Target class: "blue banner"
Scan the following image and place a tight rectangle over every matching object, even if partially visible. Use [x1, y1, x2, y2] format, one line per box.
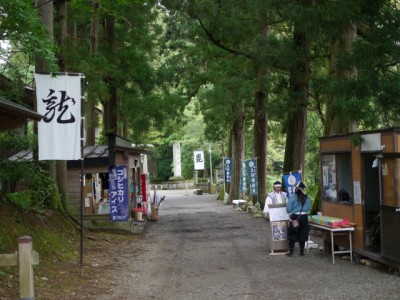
[109, 165, 129, 222]
[239, 161, 247, 193]
[282, 171, 302, 196]
[224, 157, 232, 183]
[246, 159, 258, 195]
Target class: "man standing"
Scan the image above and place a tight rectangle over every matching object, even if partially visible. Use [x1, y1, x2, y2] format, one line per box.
[263, 181, 288, 219]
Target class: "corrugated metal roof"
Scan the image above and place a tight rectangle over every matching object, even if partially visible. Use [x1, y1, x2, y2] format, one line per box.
[83, 145, 109, 158]
[8, 149, 33, 161]
[7, 145, 139, 161]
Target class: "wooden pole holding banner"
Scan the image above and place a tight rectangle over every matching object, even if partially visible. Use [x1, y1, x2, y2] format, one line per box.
[80, 123, 84, 269]
[80, 75, 85, 270]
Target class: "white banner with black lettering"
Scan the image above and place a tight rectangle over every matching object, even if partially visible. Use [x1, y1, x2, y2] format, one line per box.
[193, 150, 205, 170]
[35, 73, 82, 160]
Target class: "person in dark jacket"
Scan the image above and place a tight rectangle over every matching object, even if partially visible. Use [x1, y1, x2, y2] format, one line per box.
[286, 181, 311, 256]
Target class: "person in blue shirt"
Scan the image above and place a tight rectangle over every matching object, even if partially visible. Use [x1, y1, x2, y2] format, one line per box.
[286, 181, 311, 256]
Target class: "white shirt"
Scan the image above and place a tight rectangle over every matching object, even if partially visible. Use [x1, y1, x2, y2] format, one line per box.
[263, 191, 287, 216]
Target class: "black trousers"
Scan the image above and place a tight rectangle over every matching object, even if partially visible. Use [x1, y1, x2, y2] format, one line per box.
[287, 214, 309, 243]
[289, 240, 305, 251]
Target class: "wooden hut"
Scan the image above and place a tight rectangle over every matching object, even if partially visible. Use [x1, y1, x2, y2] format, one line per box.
[320, 128, 400, 269]
[67, 133, 150, 232]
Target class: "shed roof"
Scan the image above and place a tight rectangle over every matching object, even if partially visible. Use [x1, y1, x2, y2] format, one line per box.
[8, 145, 147, 161]
[0, 97, 43, 130]
[319, 127, 400, 141]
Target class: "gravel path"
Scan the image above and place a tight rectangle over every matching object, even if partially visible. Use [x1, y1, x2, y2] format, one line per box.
[97, 190, 400, 300]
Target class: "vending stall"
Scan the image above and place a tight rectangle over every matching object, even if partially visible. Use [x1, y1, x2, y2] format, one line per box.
[67, 133, 150, 233]
[319, 128, 400, 269]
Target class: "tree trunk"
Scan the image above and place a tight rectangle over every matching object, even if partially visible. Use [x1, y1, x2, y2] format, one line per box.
[254, 88, 267, 207]
[35, 0, 63, 211]
[253, 21, 269, 208]
[104, 15, 118, 134]
[35, 0, 54, 173]
[324, 22, 358, 136]
[283, 28, 310, 175]
[35, 0, 53, 72]
[313, 23, 357, 213]
[55, 0, 67, 70]
[54, 0, 69, 214]
[228, 102, 245, 204]
[85, 0, 100, 145]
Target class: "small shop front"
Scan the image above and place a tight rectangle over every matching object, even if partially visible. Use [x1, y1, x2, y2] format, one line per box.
[67, 133, 151, 233]
[319, 128, 400, 269]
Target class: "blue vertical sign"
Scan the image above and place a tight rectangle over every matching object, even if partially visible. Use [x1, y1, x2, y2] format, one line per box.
[246, 159, 258, 195]
[224, 157, 232, 183]
[239, 161, 247, 192]
[109, 165, 129, 222]
[282, 171, 302, 196]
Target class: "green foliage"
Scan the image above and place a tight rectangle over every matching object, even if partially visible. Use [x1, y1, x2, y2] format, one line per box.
[197, 177, 209, 183]
[0, 129, 36, 150]
[351, 134, 364, 147]
[168, 176, 185, 181]
[0, 131, 61, 211]
[1, 160, 61, 211]
[6, 191, 32, 210]
[0, 0, 57, 75]
[153, 140, 174, 181]
[3, 0, 400, 206]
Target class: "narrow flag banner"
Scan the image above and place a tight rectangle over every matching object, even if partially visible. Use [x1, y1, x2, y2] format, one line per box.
[246, 159, 258, 195]
[239, 161, 247, 192]
[282, 171, 302, 196]
[224, 157, 232, 183]
[35, 73, 82, 160]
[109, 165, 129, 222]
[194, 150, 205, 170]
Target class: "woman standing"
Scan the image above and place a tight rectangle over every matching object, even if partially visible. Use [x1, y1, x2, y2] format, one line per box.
[286, 181, 311, 256]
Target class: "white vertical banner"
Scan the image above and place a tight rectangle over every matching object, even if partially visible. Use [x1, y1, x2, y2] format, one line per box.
[35, 73, 82, 160]
[172, 142, 182, 177]
[194, 150, 205, 170]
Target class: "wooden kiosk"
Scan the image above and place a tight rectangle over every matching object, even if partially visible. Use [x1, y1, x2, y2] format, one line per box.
[67, 133, 150, 233]
[320, 127, 400, 269]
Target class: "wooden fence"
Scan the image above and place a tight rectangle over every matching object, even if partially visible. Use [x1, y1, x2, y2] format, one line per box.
[0, 236, 39, 300]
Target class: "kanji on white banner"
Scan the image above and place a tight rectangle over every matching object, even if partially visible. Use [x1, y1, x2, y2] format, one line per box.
[35, 73, 82, 160]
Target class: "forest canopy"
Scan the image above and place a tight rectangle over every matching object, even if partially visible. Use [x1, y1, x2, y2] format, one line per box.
[1, 0, 400, 208]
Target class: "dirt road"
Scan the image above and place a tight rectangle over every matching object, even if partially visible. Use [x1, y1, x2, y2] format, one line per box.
[95, 190, 400, 300]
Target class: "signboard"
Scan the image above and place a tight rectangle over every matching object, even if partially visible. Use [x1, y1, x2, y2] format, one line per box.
[271, 221, 288, 241]
[224, 157, 232, 183]
[246, 158, 258, 195]
[353, 181, 361, 204]
[173, 142, 182, 176]
[194, 150, 205, 170]
[109, 165, 129, 222]
[282, 171, 302, 196]
[239, 161, 247, 192]
[269, 207, 289, 222]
